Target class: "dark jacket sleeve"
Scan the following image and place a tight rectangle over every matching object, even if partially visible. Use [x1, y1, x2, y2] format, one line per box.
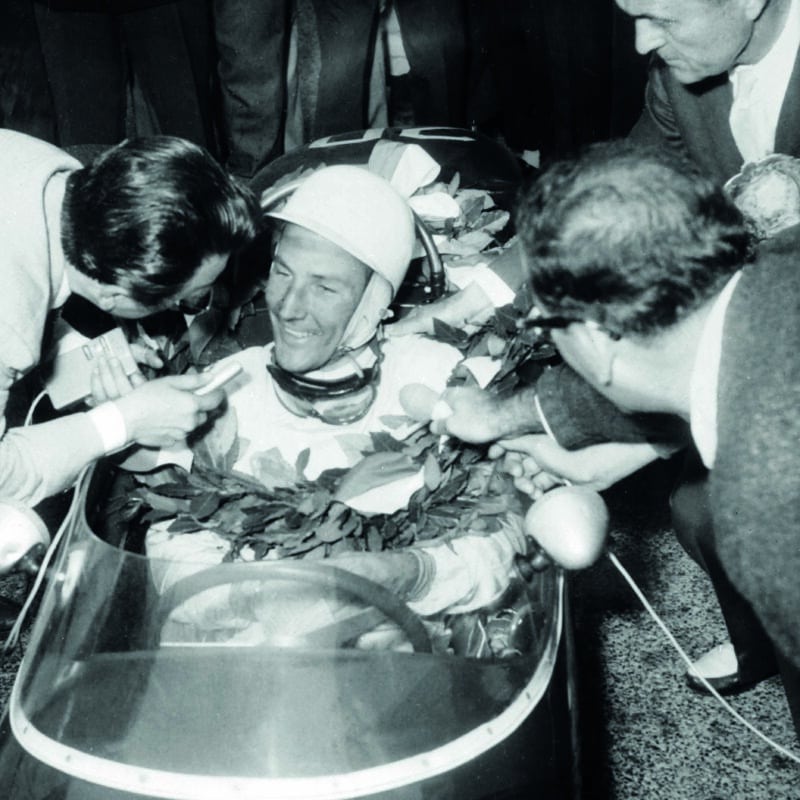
[712, 243, 800, 669]
[627, 59, 689, 158]
[535, 363, 690, 450]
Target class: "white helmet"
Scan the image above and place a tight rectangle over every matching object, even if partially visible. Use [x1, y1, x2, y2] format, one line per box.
[266, 164, 415, 294]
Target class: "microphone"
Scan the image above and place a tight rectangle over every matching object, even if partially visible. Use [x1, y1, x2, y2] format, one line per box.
[523, 486, 609, 570]
[399, 383, 453, 423]
[0, 501, 50, 577]
[399, 384, 609, 570]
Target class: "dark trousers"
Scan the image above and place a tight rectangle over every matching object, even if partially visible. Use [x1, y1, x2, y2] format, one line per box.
[294, 0, 468, 141]
[213, 0, 288, 179]
[0, 0, 56, 141]
[305, 0, 379, 140]
[393, 0, 468, 128]
[33, 1, 216, 149]
[670, 449, 800, 735]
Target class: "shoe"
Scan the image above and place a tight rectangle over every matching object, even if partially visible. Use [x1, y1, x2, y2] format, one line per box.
[685, 642, 778, 696]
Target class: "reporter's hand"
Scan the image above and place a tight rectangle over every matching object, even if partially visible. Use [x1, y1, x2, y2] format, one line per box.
[89, 355, 146, 404]
[429, 386, 507, 443]
[429, 385, 541, 444]
[130, 341, 164, 370]
[488, 436, 563, 498]
[114, 373, 226, 448]
[385, 282, 494, 337]
[488, 435, 662, 499]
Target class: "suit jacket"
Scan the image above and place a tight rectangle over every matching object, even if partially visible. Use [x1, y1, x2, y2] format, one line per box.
[535, 363, 689, 450]
[629, 52, 800, 183]
[711, 229, 800, 668]
[541, 228, 800, 669]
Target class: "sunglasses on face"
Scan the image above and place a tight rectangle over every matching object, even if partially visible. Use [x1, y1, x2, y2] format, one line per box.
[516, 313, 583, 336]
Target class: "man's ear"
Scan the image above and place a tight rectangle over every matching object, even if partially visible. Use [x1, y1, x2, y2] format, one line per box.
[94, 284, 124, 313]
[576, 322, 619, 386]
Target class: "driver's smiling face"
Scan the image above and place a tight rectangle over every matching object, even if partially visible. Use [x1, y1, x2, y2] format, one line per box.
[266, 224, 370, 374]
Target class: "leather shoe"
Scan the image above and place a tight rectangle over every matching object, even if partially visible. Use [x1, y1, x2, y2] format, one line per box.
[0, 595, 22, 634]
[686, 642, 778, 696]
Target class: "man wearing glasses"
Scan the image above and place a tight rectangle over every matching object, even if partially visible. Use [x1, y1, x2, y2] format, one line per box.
[447, 141, 800, 736]
[0, 130, 260, 513]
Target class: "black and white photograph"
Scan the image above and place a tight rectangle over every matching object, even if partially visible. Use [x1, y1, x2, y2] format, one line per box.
[0, 1, 798, 798]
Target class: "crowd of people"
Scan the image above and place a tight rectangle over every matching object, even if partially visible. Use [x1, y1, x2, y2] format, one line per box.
[1, 1, 645, 175]
[0, 0, 798, 769]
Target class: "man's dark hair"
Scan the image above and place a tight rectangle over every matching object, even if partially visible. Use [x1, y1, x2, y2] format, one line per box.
[61, 136, 261, 305]
[515, 140, 753, 337]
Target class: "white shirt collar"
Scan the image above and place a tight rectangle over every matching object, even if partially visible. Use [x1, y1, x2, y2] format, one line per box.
[728, 0, 800, 163]
[730, 0, 800, 94]
[44, 170, 72, 309]
[689, 272, 743, 468]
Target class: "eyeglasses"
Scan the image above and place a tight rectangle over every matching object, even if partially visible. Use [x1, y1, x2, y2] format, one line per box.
[173, 288, 215, 316]
[516, 314, 583, 333]
[516, 312, 622, 341]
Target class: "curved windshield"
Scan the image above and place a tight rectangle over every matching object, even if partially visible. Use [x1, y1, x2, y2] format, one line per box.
[8, 462, 564, 800]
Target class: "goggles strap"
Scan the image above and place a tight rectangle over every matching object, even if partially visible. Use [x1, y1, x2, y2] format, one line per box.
[267, 341, 384, 425]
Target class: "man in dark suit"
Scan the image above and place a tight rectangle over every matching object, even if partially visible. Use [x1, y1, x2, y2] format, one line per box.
[621, 0, 800, 181]
[390, 0, 799, 338]
[607, 0, 800, 692]
[510, 140, 800, 734]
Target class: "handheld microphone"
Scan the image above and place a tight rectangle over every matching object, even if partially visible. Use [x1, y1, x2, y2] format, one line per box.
[399, 383, 453, 422]
[523, 486, 609, 570]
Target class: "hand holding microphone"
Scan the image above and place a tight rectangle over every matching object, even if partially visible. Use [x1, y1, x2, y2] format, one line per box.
[399, 383, 609, 570]
[114, 362, 242, 449]
[399, 382, 513, 443]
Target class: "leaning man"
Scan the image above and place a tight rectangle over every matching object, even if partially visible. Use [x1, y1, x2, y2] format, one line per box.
[514, 140, 800, 735]
[0, 130, 259, 508]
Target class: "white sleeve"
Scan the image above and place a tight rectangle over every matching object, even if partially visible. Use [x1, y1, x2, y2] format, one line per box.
[0, 348, 102, 504]
[444, 262, 516, 308]
[408, 514, 527, 616]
